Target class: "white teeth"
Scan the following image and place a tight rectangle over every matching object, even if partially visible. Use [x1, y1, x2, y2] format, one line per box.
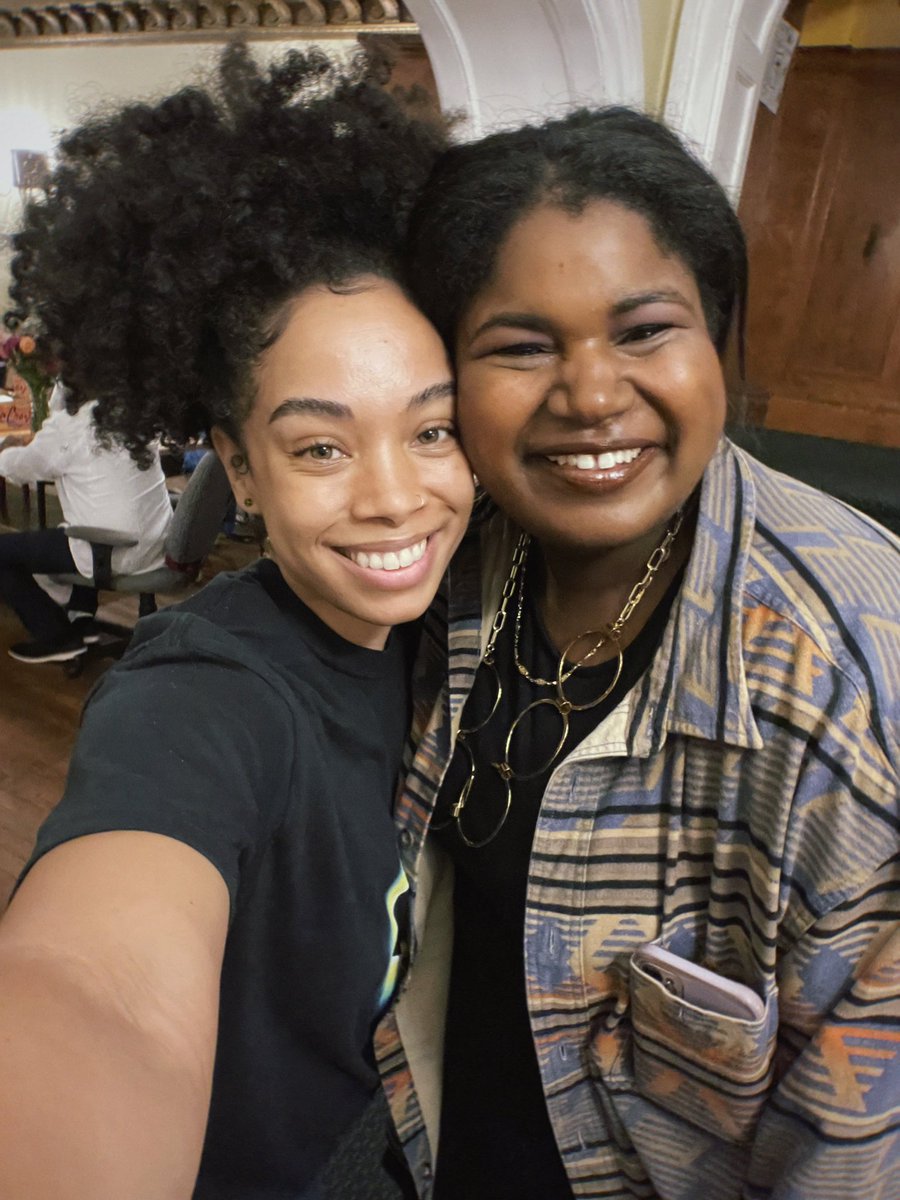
[548, 447, 642, 470]
[349, 539, 427, 571]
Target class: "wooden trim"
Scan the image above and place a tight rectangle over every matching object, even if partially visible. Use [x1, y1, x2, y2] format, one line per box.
[0, 0, 416, 45]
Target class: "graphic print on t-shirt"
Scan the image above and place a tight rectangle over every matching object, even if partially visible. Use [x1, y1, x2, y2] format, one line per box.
[379, 866, 410, 1011]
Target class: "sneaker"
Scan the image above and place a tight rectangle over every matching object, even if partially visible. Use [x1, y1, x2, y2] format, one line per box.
[8, 636, 88, 664]
[69, 617, 102, 644]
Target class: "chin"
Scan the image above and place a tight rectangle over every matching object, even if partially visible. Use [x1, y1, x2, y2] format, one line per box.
[355, 594, 430, 630]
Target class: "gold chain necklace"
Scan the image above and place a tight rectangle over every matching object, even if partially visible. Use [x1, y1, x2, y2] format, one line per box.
[435, 509, 684, 848]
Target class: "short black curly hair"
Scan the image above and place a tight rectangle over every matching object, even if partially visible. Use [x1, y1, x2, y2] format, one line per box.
[406, 106, 747, 363]
[7, 42, 448, 465]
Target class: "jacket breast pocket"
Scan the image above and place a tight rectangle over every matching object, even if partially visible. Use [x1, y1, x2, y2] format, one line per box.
[626, 955, 778, 1144]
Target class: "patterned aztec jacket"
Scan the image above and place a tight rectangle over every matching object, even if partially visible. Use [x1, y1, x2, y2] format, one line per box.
[375, 439, 900, 1200]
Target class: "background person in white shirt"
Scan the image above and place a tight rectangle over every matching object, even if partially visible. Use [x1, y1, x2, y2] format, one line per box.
[0, 387, 172, 662]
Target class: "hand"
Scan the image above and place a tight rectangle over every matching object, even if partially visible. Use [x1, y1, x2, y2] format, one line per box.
[0, 432, 34, 451]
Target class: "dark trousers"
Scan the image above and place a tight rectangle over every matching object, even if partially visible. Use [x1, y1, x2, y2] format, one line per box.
[0, 528, 97, 643]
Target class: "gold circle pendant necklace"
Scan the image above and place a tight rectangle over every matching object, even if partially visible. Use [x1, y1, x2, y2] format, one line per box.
[435, 508, 684, 848]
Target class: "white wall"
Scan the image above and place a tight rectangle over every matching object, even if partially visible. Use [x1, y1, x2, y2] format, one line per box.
[1, 2, 790, 309]
[0, 38, 352, 308]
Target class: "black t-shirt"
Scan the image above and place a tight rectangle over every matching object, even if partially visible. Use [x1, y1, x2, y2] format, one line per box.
[432, 566, 682, 1199]
[25, 559, 415, 1199]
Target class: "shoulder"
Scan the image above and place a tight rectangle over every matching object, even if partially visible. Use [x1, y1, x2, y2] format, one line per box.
[135, 561, 282, 656]
[733, 449, 900, 772]
[106, 560, 337, 728]
[739, 450, 900, 666]
[89, 564, 300, 728]
[742, 445, 899, 568]
[48, 570, 308, 901]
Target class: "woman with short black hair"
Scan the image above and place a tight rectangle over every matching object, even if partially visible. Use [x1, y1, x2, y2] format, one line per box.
[380, 106, 900, 1200]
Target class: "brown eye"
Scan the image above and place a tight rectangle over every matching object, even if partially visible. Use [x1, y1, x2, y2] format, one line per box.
[293, 442, 343, 462]
[493, 341, 550, 357]
[419, 427, 443, 443]
[417, 425, 456, 446]
[618, 322, 671, 344]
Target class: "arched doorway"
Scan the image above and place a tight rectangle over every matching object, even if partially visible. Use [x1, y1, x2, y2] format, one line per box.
[408, 0, 789, 204]
[405, 0, 643, 138]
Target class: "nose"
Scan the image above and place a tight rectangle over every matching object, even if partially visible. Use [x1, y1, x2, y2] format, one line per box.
[349, 447, 426, 525]
[545, 343, 634, 425]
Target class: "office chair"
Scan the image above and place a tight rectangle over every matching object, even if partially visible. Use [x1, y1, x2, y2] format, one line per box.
[51, 450, 234, 674]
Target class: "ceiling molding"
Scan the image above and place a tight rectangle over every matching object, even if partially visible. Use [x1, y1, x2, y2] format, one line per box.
[0, 0, 416, 45]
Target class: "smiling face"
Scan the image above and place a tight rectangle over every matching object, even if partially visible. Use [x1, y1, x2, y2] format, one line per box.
[455, 200, 726, 565]
[214, 277, 474, 649]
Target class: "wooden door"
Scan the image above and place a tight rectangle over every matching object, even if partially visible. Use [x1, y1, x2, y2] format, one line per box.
[738, 47, 900, 447]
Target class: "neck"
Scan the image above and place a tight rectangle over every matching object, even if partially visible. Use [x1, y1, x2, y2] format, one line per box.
[533, 510, 694, 659]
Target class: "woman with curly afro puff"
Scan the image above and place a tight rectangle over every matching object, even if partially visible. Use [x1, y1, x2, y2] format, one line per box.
[0, 44, 473, 1200]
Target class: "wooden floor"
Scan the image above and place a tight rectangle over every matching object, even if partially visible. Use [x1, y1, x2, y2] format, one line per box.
[0, 483, 259, 906]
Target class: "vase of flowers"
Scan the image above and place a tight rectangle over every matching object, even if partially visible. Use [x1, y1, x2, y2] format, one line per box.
[0, 331, 54, 432]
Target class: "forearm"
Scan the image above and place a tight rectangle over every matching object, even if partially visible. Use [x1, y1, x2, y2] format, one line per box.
[0, 443, 53, 484]
[0, 416, 62, 483]
[0, 949, 214, 1200]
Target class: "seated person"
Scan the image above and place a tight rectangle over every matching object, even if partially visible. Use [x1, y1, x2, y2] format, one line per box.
[0, 383, 172, 663]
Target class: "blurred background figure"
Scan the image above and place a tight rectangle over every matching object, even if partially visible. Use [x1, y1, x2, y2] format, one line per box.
[0, 382, 172, 663]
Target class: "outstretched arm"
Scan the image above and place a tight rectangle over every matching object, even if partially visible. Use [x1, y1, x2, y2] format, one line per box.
[0, 829, 230, 1200]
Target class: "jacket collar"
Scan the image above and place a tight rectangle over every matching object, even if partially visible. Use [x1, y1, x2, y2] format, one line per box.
[473, 439, 764, 760]
[630, 438, 763, 753]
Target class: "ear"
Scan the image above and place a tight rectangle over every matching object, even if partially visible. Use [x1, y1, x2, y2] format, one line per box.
[211, 426, 257, 512]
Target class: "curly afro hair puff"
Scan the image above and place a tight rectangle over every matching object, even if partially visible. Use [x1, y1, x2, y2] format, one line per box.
[7, 42, 449, 465]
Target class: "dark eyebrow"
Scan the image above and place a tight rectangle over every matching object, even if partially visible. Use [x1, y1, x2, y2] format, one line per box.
[269, 397, 351, 423]
[410, 380, 455, 408]
[469, 291, 694, 341]
[268, 380, 454, 425]
[610, 289, 693, 315]
[468, 313, 556, 341]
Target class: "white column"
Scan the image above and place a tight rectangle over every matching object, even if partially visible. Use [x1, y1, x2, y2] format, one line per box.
[664, 0, 789, 199]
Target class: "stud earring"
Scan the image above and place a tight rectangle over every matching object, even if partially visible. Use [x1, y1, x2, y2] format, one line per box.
[243, 497, 254, 508]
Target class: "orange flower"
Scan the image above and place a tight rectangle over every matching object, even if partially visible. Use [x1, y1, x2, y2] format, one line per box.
[18, 335, 36, 355]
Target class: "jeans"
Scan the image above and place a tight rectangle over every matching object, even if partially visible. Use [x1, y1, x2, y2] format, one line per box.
[0, 527, 97, 642]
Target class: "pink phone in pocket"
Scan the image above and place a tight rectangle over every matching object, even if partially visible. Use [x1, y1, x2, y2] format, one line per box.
[633, 942, 765, 1022]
